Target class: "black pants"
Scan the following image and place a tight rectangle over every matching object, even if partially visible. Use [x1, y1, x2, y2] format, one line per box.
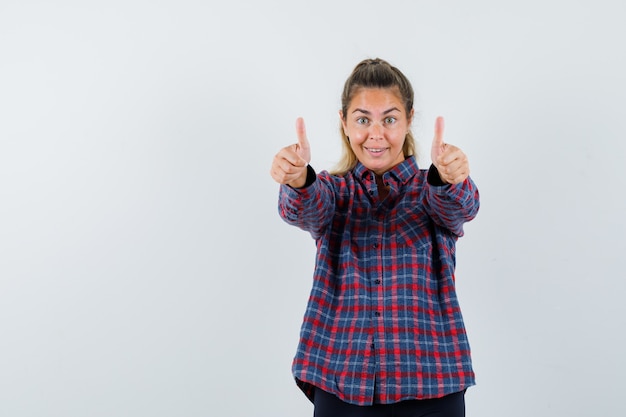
[313, 388, 465, 417]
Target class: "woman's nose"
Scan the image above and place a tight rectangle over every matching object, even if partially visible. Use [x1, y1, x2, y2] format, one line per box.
[369, 123, 383, 139]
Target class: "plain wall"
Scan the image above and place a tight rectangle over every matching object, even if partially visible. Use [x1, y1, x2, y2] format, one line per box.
[1, 1, 625, 416]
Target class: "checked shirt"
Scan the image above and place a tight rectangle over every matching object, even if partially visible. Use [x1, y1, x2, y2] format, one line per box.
[278, 156, 480, 406]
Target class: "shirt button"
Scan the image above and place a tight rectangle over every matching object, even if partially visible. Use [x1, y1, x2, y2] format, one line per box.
[368, 189, 374, 195]
[374, 311, 381, 317]
[372, 243, 379, 249]
[374, 279, 381, 285]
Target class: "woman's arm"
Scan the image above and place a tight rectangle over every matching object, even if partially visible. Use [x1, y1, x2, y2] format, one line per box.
[424, 117, 479, 236]
[278, 167, 336, 240]
[424, 168, 480, 237]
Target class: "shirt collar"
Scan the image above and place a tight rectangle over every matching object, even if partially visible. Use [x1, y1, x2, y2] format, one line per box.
[353, 155, 420, 185]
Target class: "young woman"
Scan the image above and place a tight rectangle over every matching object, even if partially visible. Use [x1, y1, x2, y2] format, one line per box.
[270, 58, 479, 417]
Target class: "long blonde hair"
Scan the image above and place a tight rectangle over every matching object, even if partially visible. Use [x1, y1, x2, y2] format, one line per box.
[331, 58, 417, 176]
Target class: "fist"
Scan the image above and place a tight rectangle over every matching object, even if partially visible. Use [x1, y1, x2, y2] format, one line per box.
[270, 117, 311, 188]
[430, 116, 470, 185]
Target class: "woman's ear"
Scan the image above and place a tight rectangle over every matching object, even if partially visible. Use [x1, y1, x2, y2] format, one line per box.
[339, 110, 348, 136]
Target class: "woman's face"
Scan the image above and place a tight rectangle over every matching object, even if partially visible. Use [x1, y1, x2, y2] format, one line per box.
[341, 87, 413, 176]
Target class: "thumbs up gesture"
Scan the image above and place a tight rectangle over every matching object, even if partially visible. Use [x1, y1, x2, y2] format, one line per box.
[430, 116, 470, 185]
[270, 117, 312, 188]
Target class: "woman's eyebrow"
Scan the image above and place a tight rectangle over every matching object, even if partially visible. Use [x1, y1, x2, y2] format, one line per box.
[352, 108, 371, 114]
[383, 107, 401, 115]
[352, 107, 401, 115]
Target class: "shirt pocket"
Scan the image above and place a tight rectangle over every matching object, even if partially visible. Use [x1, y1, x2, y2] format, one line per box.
[392, 219, 437, 293]
[392, 215, 432, 254]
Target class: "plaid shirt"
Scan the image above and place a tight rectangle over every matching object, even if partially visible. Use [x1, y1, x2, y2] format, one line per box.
[278, 156, 479, 406]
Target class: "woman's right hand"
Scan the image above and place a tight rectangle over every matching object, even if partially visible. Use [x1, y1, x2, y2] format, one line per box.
[270, 117, 311, 188]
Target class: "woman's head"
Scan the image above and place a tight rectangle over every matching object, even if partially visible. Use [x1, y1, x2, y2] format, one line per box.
[333, 58, 416, 176]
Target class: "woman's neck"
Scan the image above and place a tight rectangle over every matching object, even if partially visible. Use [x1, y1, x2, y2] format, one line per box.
[375, 174, 389, 200]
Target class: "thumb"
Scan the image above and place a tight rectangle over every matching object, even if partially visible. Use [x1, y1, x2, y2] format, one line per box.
[295, 117, 311, 162]
[432, 116, 445, 150]
[431, 116, 445, 162]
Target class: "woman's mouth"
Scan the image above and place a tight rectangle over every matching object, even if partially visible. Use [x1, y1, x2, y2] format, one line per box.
[365, 147, 388, 155]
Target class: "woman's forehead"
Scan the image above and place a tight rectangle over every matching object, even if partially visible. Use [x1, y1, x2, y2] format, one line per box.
[348, 87, 404, 111]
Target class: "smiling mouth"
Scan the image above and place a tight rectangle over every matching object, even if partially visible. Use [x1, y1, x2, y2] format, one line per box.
[365, 147, 388, 154]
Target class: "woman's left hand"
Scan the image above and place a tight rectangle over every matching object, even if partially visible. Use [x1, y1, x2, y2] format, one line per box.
[430, 116, 470, 185]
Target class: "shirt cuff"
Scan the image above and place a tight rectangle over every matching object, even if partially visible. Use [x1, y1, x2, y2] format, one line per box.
[292, 165, 316, 189]
[427, 164, 448, 186]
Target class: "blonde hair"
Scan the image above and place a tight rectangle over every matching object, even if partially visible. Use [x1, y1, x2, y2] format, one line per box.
[331, 58, 416, 176]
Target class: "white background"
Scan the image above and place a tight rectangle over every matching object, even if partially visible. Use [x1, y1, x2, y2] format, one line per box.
[1, 1, 625, 416]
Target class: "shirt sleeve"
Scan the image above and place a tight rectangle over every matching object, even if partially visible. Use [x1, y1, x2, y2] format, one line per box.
[277, 165, 335, 240]
[424, 164, 480, 237]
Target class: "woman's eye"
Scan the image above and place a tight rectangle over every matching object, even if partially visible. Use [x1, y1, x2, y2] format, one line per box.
[384, 117, 397, 124]
[356, 117, 369, 125]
